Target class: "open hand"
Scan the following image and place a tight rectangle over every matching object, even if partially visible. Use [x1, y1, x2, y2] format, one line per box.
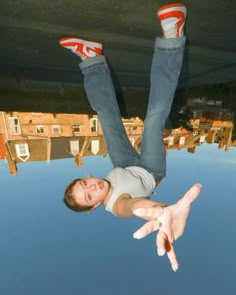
[132, 183, 202, 271]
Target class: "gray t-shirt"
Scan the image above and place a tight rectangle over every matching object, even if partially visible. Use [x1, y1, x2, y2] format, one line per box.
[105, 166, 156, 215]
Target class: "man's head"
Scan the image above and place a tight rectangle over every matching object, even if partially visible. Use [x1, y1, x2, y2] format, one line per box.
[64, 176, 111, 213]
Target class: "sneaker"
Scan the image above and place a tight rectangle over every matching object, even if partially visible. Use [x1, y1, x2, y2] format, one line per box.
[157, 3, 187, 38]
[59, 37, 102, 60]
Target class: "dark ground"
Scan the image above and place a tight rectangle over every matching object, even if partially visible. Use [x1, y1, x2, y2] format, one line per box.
[0, 0, 236, 115]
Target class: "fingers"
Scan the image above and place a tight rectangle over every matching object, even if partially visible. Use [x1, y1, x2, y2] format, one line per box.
[166, 243, 179, 272]
[156, 231, 167, 256]
[133, 206, 163, 219]
[157, 231, 179, 272]
[133, 220, 160, 239]
[133, 207, 174, 243]
[181, 183, 202, 206]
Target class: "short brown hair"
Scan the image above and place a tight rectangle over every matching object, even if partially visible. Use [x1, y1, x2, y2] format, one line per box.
[64, 178, 94, 212]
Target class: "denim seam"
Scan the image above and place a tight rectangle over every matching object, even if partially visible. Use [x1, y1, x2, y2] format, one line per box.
[156, 47, 185, 51]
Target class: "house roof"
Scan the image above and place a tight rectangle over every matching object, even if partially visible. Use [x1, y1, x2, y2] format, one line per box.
[7, 138, 48, 163]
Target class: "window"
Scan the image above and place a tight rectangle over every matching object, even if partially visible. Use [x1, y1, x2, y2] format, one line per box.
[70, 140, 79, 155]
[168, 136, 174, 146]
[8, 117, 21, 134]
[72, 125, 80, 132]
[52, 125, 60, 134]
[199, 135, 205, 143]
[193, 97, 204, 103]
[179, 136, 185, 145]
[36, 125, 45, 134]
[15, 143, 29, 156]
[90, 118, 98, 132]
[207, 100, 215, 106]
[91, 140, 99, 154]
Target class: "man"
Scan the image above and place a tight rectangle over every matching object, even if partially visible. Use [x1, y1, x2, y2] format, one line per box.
[59, 3, 201, 271]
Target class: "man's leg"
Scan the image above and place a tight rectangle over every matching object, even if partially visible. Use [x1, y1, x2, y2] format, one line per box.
[140, 4, 186, 183]
[59, 37, 140, 168]
[80, 55, 140, 168]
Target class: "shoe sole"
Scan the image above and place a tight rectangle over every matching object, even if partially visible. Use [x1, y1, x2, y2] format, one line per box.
[59, 37, 102, 50]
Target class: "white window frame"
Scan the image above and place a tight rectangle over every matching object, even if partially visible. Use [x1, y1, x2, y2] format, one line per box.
[199, 135, 206, 143]
[72, 125, 81, 133]
[15, 143, 29, 157]
[70, 140, 79, 155]
[179, 136, 185, 145]
[90, 118, 98, 132]
[168, 136, 174, 146]
[8, 117, 21, 134]
[36, 125, 45, 134]
[91, 140, 99, 154]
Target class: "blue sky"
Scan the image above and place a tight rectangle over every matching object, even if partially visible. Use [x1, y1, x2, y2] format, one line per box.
[0, 143, 236, 295]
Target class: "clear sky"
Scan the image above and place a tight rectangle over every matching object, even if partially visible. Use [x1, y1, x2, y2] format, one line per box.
[0, 143, 236, 295]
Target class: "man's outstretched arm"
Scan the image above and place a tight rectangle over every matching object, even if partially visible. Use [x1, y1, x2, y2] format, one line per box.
[132, 183, 202, 271]
[112, 194, 167, 220]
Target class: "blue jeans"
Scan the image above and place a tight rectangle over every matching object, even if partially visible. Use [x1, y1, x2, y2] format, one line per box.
[79, 36, 186, 183]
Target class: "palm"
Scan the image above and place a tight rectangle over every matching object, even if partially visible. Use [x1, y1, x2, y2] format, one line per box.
[163, 198, 192, 240]
[133, 183, 202, 271]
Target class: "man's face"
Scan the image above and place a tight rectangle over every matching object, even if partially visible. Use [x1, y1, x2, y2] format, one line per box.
[72, 177, 111, 208]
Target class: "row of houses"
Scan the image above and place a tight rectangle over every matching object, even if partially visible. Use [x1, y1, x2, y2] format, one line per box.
[0, 96, 235, 175]
[165, 97, 235, 152]
[0, 111, 144, 175]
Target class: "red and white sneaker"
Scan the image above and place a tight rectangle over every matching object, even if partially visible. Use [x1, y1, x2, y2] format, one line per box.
[157, 3, 187, 38]
[59, 37, 102, 60]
